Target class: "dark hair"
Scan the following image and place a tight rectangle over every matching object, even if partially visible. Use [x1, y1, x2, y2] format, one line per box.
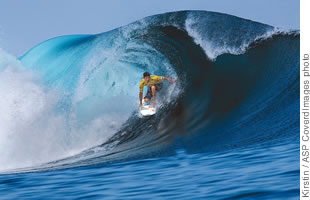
[143, 72, 150, 77]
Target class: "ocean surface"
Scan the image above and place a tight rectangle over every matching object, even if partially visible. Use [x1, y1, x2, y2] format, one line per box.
[0, 11, 299, 199]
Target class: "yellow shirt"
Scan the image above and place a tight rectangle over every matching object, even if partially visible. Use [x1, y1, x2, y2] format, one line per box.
[139, 75, 164, 93]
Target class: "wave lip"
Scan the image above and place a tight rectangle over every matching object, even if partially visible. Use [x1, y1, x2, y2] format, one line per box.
[184, 11, 274, 60]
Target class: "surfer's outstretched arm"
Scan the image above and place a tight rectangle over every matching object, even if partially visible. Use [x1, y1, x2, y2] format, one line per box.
[164, 77, 177, 83]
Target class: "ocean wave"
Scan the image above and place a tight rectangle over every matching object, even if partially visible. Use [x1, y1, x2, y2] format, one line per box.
[0, 10, 299, 173]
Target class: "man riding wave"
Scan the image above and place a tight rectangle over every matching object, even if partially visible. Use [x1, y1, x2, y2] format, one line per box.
[139, 72, 177, 108]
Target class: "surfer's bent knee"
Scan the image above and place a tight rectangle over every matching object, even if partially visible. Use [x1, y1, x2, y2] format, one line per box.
[151, 86, 156, 94]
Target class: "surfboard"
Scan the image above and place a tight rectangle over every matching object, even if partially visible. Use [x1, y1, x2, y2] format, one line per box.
[140, 105, 156, 116]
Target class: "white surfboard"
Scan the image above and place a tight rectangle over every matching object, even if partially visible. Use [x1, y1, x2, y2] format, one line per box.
[140, 105, 156, 116]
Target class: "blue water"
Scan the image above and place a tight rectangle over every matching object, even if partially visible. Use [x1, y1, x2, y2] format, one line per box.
[0, 11, 299, 199]
[1, 141, 299, 199]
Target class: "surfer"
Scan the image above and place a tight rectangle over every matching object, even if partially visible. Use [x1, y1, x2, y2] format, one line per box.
[139, 72, 177, 108]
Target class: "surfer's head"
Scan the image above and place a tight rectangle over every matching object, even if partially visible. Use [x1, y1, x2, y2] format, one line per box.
[143, 72, 150, 82]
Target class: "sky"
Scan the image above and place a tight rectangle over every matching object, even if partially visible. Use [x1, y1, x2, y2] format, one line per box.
[0, 0, 300, 57]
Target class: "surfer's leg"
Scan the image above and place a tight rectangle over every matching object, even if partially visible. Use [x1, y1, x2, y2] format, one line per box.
[150, 85, 157, 107]
[151, 85, 157, 96]
[144, 87, 152, 103]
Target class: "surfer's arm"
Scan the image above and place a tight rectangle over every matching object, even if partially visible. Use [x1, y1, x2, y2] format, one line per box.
[139, 82, 144, 107]
[139, 92, 143, 105]
[163, 76, 177, 83]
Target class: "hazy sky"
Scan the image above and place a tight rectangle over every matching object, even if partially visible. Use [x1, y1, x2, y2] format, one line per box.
[0, 0, 299, 57]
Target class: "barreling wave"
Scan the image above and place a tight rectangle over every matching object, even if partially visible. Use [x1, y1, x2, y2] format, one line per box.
[0, 10, 299, 173]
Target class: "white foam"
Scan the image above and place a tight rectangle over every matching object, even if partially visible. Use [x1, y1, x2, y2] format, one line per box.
[184, 16, 286, 60]
[0, 49, 125, 171]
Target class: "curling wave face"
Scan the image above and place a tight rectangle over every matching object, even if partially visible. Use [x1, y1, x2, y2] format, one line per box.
[0, 11, 299, 172]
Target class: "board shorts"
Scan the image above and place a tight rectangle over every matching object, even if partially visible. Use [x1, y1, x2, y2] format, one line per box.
[144, 83, 163, 100]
